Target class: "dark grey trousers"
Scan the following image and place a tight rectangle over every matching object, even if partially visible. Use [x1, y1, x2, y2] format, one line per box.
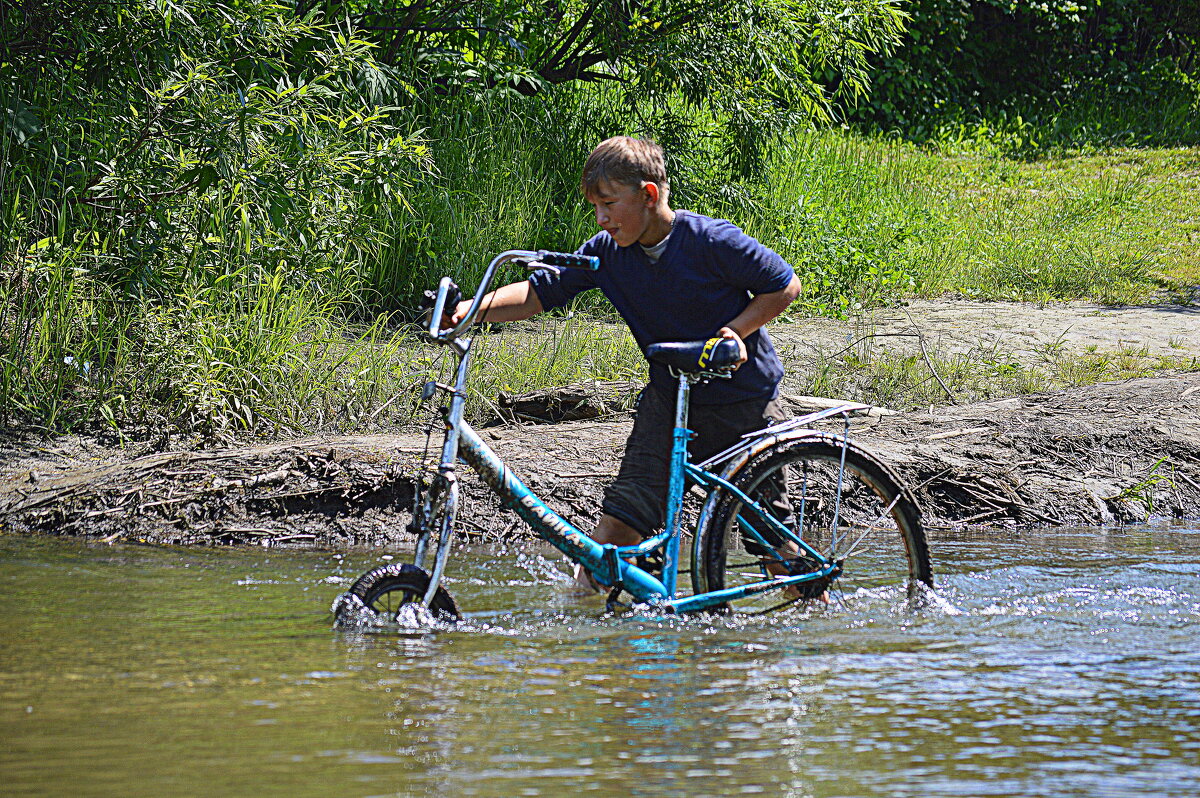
[601, 383, 788, 536]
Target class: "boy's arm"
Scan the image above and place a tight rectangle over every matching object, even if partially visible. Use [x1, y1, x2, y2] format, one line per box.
[718, 274, 802, 364]
[445, 279, 544, 328]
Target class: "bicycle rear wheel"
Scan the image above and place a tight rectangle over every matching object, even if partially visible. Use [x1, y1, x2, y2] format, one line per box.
[694, 433, 931, 614]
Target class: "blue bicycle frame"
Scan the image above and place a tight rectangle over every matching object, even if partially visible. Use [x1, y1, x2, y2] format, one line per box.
[409, 249, 865, 614]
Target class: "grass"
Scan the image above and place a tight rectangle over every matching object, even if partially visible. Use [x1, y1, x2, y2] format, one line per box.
[1114, 458, 1175, 516]
[4, 74, 1199, 440]
[793, 334, 1200, 413]
[449, 315, 644, 422]
[740, 132, 1200, 310]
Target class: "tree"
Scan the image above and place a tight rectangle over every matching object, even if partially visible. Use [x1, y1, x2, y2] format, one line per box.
[852, 0, 1200, 135]
[303, 0, 908, 172]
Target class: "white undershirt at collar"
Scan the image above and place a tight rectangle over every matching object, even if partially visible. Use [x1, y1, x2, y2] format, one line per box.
[640, 231, 671, 263]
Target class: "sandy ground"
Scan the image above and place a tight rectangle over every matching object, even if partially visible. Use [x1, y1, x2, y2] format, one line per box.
[774, 298, 1200, 367]
[889, 300, 1200, 356]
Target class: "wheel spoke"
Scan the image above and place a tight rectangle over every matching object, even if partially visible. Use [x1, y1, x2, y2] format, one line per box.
[835, 496, 902, 559]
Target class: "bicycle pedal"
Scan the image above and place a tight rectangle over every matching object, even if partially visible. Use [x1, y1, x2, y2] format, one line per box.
[785, 557, 832, 600]
[605, 586, 629, 612]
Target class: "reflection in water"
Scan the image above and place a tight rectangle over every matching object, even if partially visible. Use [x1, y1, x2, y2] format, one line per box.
[1, 524, 1198, 797]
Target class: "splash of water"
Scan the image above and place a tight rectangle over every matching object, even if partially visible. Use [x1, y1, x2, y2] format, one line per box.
[514, 550, 573, 585]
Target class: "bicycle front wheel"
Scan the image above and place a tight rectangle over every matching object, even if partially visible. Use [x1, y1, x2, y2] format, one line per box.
[336, 563, 460, 625]
[694, 434, 932, 614]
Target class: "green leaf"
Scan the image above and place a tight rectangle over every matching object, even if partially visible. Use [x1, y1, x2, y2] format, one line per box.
[197, 165, 219, 192]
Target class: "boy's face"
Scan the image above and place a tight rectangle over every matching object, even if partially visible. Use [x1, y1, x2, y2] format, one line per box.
[586, 179, 660, 248]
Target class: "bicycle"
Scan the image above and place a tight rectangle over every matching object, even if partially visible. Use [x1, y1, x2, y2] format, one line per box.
[333, 249, 933, 624]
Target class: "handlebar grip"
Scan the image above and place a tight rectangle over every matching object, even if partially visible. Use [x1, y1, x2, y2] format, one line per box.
[424, 277, 463, 336]
[536, 250, 600, 270]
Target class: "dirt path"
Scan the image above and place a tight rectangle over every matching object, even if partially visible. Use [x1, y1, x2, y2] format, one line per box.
[784, 298, 1200, 360]
[2, 301, 1198, 546]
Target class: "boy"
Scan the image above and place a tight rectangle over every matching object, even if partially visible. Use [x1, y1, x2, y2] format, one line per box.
[446, 136, 801, 590]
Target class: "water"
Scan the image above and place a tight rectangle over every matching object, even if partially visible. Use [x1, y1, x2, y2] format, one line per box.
[2, 525, 1198, 797]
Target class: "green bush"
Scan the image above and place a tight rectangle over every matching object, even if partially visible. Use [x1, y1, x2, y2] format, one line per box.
[851, 0, 1200, 149]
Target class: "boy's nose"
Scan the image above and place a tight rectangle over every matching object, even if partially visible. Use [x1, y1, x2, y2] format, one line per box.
[594, 207, 609, 225]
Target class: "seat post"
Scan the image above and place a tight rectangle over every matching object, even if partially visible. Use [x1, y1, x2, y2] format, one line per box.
[662, 371, 693, 596]
[674, 371, 691, 432]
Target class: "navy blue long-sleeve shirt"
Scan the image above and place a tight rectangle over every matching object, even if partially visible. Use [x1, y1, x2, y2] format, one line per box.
[530, 210, 795, 405]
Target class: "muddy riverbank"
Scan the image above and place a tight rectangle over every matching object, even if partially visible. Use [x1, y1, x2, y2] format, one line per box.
[3, 372, 1198, 547]
[2, 300, 1199, 546]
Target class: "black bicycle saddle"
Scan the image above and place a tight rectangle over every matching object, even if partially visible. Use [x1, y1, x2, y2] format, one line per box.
[646, 337, 741, 373]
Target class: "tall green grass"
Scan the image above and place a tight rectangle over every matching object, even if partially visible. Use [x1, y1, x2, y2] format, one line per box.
[452, 317, 643, 422]
[734, 131, 1196, 309]
[362, 98, 599, 313]
[4, 54, 1197, 441]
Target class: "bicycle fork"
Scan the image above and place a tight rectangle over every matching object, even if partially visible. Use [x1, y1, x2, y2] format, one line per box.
[412, 339, 472, 609]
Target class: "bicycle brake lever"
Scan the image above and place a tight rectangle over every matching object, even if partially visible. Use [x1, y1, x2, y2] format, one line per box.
[417, 280, 464, 334]
[521, 259, 561, 276]
[419, 281, 463, 315]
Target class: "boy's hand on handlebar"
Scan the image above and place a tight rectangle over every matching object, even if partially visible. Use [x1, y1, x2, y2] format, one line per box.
[717, 326, 748, 368]
[433, 280, 542, 332]
[442, 299, 473, 331]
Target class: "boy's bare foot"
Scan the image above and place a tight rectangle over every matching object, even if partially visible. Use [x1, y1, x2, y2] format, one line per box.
[763, 557, 829, 604]
[568, 513, 641, 596]
[571, 562, 603, 594]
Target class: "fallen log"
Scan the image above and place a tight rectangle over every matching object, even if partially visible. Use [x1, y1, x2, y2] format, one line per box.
[497, 380, 639, 423]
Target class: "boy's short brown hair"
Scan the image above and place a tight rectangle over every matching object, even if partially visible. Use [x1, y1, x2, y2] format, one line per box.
[580, 136, 670, 198]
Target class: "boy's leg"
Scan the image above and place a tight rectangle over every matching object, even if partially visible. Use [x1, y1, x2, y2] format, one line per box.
[572, 513, 642, 592]
[572, 386, 675, 593]
[687, 395, 789, 463]
[581, 389, 801, 598]
[599, 384, 676, 538]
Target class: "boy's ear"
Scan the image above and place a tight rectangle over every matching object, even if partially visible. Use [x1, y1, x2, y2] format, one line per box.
[643, 182, 660, 205]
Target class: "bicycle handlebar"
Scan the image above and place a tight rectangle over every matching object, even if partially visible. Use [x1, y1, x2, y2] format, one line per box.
[427, 249, 599, 341]
[534, 250, 600, 271]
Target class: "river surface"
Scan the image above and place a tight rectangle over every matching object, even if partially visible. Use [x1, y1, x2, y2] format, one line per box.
[2, 524, 1199, 797]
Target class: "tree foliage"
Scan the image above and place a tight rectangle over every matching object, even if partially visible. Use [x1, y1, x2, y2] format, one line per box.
[2, 0, 431, 296]
[853, 0, 1200, 138]
[301, 0, 907, 172]
[306, 0, 905, 98]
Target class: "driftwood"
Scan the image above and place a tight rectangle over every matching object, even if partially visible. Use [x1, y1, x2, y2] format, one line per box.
[860, 376, 1200, 527]
[497, 380, 640, 423]
[0, 439, 432, 547]
[780, 393, 898, 417]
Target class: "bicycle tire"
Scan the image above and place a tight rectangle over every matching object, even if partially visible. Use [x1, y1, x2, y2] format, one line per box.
[694, 433, 932, 614]
[338, 563, 460, 624]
